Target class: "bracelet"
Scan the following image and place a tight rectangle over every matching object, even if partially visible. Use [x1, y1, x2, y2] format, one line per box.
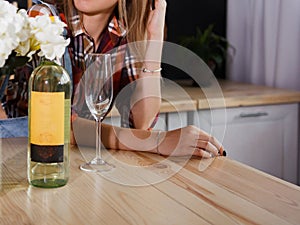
[142, 67, 162, 73]
[156, 130, 162, 155]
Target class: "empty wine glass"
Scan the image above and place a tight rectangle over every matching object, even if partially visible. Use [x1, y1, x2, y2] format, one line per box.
[80, 53, 114, 172]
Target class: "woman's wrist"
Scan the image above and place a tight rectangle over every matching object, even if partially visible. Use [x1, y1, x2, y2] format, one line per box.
[142, 67, 162, 73]
[141, 62, 162, 75]
[148, 32, 164, 41]
[144, 39, 163, 65]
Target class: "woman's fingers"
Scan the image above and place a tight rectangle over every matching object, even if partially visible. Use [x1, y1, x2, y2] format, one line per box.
[152, 0, 167, 10]
[193, 149, 212, 158]
[147, 0, 166, 40]
[198, 130, 224, 155]
[196, 140, 219, 157]
[159, 125, 225, 158]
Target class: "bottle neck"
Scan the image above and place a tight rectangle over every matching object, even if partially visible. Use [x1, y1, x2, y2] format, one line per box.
[40, 57, 60, 66]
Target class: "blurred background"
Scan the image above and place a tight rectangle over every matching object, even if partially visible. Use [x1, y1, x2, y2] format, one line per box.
[8, 0, 300, 91]
[163, 0, 227, 81]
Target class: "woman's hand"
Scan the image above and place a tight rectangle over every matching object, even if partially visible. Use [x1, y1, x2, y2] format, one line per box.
[0, 107, 7, 119]
[72, 116, 224, 159]
[147, 0, 167, 40]
[158, 125, 225, 158]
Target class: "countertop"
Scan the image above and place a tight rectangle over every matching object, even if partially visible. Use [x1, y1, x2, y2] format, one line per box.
[108, 79, 300, 116]
[1, 137, 300, 224]
[161, 79, 300, 112]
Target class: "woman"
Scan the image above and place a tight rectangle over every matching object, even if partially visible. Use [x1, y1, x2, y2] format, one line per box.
[3, 0, 225, 157]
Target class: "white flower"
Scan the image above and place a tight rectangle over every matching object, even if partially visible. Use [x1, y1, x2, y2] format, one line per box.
[29, 15, 70, 61]
[0, 0, 70, 68]
[0, 0, 21, 67]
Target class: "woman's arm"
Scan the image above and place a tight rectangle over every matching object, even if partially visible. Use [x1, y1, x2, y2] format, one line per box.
[129, 0, 167, 129]
[71, 117, 224, 158]
[71, 117, 159, 153]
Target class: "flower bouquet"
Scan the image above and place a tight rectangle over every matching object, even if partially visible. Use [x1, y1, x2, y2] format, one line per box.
[0, 0, 70, 99]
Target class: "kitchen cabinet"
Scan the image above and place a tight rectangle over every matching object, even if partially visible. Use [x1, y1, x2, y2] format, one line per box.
[104, 112, 187, 131]
[188, 103, 299, 184]
[153, 112, 188, 131]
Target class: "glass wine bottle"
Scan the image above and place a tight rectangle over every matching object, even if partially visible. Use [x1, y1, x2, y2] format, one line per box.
[28, 59, 72, 188]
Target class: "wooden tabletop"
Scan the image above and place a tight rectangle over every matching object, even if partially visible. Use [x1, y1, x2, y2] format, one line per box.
[1, 137, 300, 225]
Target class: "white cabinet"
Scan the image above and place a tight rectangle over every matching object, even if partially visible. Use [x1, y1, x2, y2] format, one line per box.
[155, 112, 188, 131]
[189, 103, 299, 184]
[103, 111, 188, 131]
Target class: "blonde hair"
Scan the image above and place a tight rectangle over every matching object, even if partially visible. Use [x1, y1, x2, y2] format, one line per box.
[61, 0, 151, 43]
[57, 0, 152, 60]
[118, 0, 152, 60]
[118, 0, 151, 43]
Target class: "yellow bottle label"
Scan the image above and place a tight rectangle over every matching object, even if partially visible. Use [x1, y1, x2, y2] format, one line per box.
[30, 91, 64, 145]
[64, 99, 71, 143]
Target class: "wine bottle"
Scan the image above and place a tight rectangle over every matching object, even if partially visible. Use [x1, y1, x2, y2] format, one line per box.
[28, 59, 72, 188]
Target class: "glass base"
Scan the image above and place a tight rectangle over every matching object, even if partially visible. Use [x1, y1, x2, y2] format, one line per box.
[80, 157, 115, 172]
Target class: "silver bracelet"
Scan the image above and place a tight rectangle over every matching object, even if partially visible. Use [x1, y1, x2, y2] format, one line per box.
[142, 67, 162, 73]
[156, 130, 162, 155]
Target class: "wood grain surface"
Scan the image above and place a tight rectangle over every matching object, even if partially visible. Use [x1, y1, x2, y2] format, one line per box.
[161, 79, 300, 111]
[1, 137, 300, 225]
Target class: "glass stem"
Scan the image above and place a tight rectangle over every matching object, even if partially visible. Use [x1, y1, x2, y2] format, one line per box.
[96, 118, 102, 160]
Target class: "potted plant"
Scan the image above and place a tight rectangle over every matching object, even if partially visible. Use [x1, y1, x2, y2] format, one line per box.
[179, 24, 233, 84]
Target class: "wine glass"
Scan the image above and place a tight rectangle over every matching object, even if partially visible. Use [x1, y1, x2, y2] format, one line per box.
[80, 53, 115, 172]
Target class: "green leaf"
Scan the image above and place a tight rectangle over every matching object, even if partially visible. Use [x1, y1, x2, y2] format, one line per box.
[178, 23, 233, 72]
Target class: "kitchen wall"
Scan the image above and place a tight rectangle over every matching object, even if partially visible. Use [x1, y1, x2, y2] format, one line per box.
[165, 0, 226, 43]
[162, 0, 227, 80]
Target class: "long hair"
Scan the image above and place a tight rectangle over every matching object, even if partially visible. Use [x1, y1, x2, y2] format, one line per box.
[118, 0, 151, 42]
[60, 0, 151, 42]
[118, 0, 152, 60]
[60, 0, 151, 59]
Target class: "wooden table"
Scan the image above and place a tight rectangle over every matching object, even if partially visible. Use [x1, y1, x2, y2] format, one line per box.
[1, 138, 300, 225]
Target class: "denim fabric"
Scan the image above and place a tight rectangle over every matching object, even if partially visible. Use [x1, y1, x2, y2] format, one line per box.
[0, 116, 28, 138]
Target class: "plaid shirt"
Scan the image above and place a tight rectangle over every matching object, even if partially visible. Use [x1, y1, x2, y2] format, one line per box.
[28, 3, 140, 128]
